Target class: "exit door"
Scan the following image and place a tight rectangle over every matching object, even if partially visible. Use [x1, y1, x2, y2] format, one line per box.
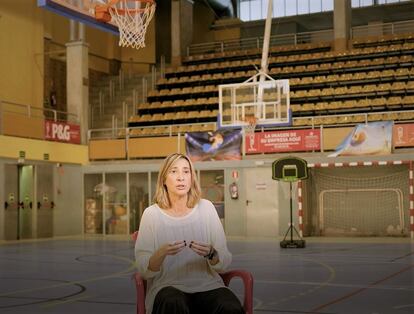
[4, 164, 18, 240]
[36, 164, 54, 238]
[3, 164, 54, 240]
[245, 167, 279, 237]
[19, 165, 34, 239]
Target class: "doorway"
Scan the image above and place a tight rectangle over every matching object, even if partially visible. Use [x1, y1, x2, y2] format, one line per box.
[3, 164, 54, 240]
[245, 167, 279, 237]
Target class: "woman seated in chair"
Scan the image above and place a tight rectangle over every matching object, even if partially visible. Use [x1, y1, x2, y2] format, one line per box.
[135, 153, 244, 314]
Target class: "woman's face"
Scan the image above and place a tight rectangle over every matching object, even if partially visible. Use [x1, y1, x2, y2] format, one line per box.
[164, 157, 192, 199]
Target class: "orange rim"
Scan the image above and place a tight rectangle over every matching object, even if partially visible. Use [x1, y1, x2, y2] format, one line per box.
[107, 0, 155, 14]
[243, 115, 257, 126]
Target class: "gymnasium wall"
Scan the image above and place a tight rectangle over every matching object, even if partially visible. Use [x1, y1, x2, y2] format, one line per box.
[53, 163, 83, 236]
[224, 168, 248, 236]
[0, 165, 4, 240]
[0, 135, 88, 165]
[192, 2, 216, 44]
[0, 0, 44, 108]
[0, 0, 156, 112]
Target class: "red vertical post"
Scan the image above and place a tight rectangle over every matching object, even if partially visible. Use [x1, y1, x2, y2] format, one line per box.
[298, 180, 303, 238]
[409, 161, 414, 240]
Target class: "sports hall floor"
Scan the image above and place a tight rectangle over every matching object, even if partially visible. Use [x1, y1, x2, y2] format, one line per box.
[0, 236, 413, 314]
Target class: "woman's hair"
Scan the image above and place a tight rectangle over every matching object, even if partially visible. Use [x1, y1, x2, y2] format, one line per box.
[153, 153, 201, 209]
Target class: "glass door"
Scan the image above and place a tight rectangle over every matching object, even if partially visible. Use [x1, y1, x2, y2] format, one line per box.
[200, 170, 225, 225]
[129, 173, 149, 232]
[84, 174, 103, 234]
[104, 173, 127, 235]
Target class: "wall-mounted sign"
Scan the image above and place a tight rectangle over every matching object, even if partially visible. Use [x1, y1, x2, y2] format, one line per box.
[393, 123, 414, 147]
[44, 120, 81, 144]
[255, 183, 267, 190]
[246, 129, 321, 154]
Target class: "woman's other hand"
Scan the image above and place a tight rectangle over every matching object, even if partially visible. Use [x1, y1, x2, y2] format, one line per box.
[148, 240, 186, 271]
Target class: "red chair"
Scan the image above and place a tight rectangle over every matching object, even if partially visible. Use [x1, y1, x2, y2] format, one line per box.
[132, 231, 253, 314]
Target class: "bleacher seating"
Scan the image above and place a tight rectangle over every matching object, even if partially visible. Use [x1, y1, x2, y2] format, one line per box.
[128, 33, 414, 136]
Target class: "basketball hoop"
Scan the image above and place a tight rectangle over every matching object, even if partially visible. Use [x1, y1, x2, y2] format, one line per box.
[95, 0, 156, 49]
[243, 115, 257, 138]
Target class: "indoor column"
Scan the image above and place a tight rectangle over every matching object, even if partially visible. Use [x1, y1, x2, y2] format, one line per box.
[66, 41, 89, 144]
[333, 0, 352, 51]
[171, 0, 194, 66]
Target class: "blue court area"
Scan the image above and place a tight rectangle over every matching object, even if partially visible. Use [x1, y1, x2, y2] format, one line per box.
[0, 237, 413, 314]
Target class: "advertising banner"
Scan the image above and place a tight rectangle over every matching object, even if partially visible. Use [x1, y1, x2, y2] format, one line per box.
[393, 123, 414, 147]
[246, 129, 320, 154]
[329, 121, 393, 157]
[44, 120, 81, 144]
[185, 129, 242, 162]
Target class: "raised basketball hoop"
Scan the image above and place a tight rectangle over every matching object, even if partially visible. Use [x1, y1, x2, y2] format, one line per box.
[243, 115, 257, 137]
[95, 0, 156, 49]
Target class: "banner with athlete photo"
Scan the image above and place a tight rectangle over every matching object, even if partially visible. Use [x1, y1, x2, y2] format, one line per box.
[329, 121, 393, 157]
[185, 129, 242, 161]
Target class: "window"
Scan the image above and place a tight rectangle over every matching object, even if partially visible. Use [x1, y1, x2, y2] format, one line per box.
[238, 0, 408, 21]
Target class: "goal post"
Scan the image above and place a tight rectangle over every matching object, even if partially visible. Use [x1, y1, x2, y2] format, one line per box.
[302, 163, 411, 237]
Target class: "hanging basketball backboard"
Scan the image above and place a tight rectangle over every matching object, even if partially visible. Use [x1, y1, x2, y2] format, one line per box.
[37, 0, 156, 49]
[218, 72, 291, 129]
[38, 0, 119, 34]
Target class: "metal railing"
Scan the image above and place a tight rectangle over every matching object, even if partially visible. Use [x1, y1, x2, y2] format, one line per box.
[186, 19, 414, 57]
[351, 19, 414, 39]
[187, 29, 334, 56]
[0, 100, 78, 124]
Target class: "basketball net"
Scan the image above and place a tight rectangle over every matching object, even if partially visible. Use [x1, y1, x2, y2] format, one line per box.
[243, 115, 257, 146]
[95, 0, 156, 49]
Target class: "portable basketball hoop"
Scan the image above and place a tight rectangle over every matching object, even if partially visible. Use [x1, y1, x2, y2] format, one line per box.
[95, 0, 156, 49]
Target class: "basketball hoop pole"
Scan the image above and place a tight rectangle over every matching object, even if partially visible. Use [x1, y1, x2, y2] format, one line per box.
[257, 0, 273, 119]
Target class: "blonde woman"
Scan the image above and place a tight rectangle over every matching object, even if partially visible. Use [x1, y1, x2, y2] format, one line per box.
[135, 153, 243, 314]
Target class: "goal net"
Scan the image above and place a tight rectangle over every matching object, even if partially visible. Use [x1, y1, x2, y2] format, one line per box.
[302, 165, 409, 237]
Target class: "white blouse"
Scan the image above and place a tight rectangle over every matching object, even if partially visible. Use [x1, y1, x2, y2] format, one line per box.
[134, 199, 232, 313]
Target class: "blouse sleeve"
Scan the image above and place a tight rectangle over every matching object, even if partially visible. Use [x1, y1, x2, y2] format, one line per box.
[134, 208, 161, 279]
[206, 200, 232, 272]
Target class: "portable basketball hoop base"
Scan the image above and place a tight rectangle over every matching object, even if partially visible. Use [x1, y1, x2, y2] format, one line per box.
[279, 181, 306, 249]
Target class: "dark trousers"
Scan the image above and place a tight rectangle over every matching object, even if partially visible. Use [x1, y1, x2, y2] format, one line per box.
[152, 286, 244, 314]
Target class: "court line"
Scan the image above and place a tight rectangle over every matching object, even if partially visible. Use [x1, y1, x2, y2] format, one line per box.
[253, 279, 414, 291]
[265, 257, 336, 307]
[393, 303, 414, 309]
[310, 263, 414, 312]
[41, 294, 94, 308]
[0, 254, 136, 298]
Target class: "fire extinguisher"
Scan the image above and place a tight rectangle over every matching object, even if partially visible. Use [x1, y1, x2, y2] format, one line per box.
[229, 182, 239, 200]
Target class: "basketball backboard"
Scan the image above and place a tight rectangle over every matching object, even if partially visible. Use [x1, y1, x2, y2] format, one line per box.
[218, 72, 291, 129]
[37, 0, 119, 34]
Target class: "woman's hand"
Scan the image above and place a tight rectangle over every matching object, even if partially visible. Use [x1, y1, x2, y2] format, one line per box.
[189, 241, 219, 265]
[148, 240, 186, 271]
[161, 240, 187, 256]
[188, 240, 210, 257]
